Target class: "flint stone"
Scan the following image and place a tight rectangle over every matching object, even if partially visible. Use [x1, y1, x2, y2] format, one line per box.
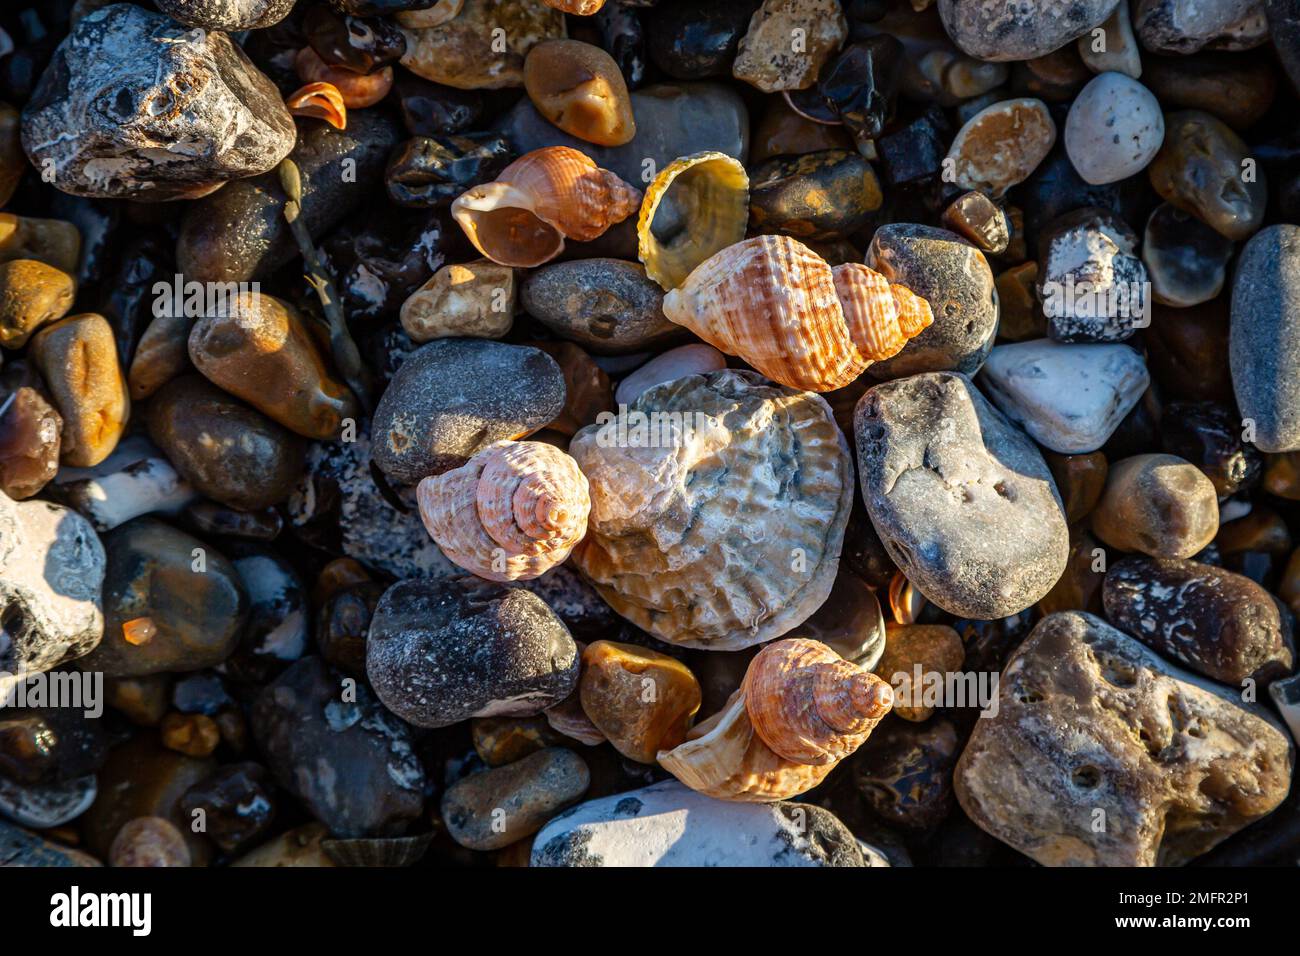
[531, 780, 869, 866]
[855, 372, 1068, 618]
[956, 611, 1293, 866]
[20, 4, 295, 201]
[937, 0, 1122, 61]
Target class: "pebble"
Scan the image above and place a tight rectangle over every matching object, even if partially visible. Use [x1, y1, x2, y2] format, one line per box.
[524, 40, 636, 147]
[29, 313, 128, 468]
[578, 641, 701, 763]
[614, 344, 726, 406]
[864, 224, 998, 379]
[751, 98, 854, 164]
[1065, 72, 1165, 185]
[1134, 0, 1269, 54]
[0, 492, 105, 696]
[1046, 451, 1110, 524]
[853, 716, 960, 830]
[531, 780, 871, 866]
[75, 517, 246, 678]
[178, 763, 277, 853]
[387, 133, 513, 210]
[0, 820, 100, 867]
[956, 611, 1292, 865]
[648, 0, 757, 79]
[937, 0, 1123, 61]
[0, 259, 74, 350]
[1230, 224, 1300, 452]
[156, 0, 295, 30]
[226, 545, 309, 682]
[732, 0, 847, 93]
[1143, 202, 1235, 307]
[1148, 110, 1267, 241]
[855, 372, 1069, 619]
[978, 339, 1150, 454]
[748, 151, 883, 241]
[0, 371, 62, 500]
[944, 98, 1056, 199]
[1142, 50, 1278, 130]
[0, 774, 97, 830]
[1037, 207, 1150, 342]
[366, 577, 579, 728]
[529, 342, 614, 437]
[1104, 556, 1295, 686]
[1145, 298, 1234, 402]
[1079, 0, 1143, 77]
[994, 262, 1045, 342]
[108, 816, 190, 868]
[0, 214, 80, 277]
[441, 747, 590, 851]
[400, 261, 516, 342]
[251, 655, 426, 838]
[521, 259, 682, 355]
[19, 4, 295, 200]
[472, 716, 566, 767]
[873, 625, 964, 722]
[784, 568, 888, 667]
[1091, 453, 1220, 557]
[399, 0, 565, 90]
[51, 437, 195, 532]
[0, 105, 21, 209]
[1161, 400, 1261, 497]
[370, 339, 565, 483]
[940, 192, 1009, 255]
[145, 375, 306, 512]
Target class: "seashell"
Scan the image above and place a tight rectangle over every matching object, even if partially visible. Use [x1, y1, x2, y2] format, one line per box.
[658, 638, 891, 801]
[416, 439, 591, 582]
[637, 151, 749, 292]
[452, 146, 642, 268]
[661, 235, 934, 392]
[888, 570, 926, 625]
[543, 0, 606, 13]
[570, 369, 853, 650]
[286, 82, 347, 130]
[742, 638, 892, 764]
[321, 833, 433, 867]
[295, 47, 393, 109]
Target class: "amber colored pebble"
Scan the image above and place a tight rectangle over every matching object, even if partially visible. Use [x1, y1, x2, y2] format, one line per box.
[160, 712, 222, 758]
[0, 383, 61, 500]
[128, 309, 192, 401]
[1216, 508, 1293, 556]
[471, 715, 565, 767]
[109, 816, 191, 868]
[751, 98, 854, 164]
[994, 262, 1044, 342]
[0, 213, 81, 274]
[1037, 531, 1105, 617]
[29, 313, 129, 467]
[578, 640, 701, 763]
[1045, 450, 1108, 525]
[524, 39, 636, 147]
[530, 340, 614, 437]
[313, 556, 372, 606]
[0, 259, 75, 348]
[873, 624, 965, 722]
[122, 617, 157, 646]
[941, 191, 1009, 255]
[1279, 548, 1300, 614]
[106, 675, 172, 727]
[1263, 452, 1300, 501]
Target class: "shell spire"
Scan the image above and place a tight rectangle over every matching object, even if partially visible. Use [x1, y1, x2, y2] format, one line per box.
[662, 236, 933, 392]
[417, 440, 591, 582]
[742, 638, 893, 765]
[452, 146, 641, 268]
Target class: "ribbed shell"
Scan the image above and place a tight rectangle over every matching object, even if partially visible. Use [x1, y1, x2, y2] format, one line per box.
[741, 638, 893, 765]
[451, 146, 641, 268]
[637, 151, 750, 291]
[416, 440, 591, 582]
[662, 236, 934, 392]
[569, 369, 853, 650]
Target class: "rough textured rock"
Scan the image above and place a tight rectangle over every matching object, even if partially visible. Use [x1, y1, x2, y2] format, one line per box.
[1103, 557, 1295, 686]
[855, 372, 1068, 618]
[366, 577, 579, 729]
[370, 339, 566, 484]
[251, 656, 426, 838]
[956, 611, 1293, 866]
[865, 225, 997, 380]
[1230, 224, 1300, 452]
[0, 820, 100, 866]
[532, 780, 870, 866]
[1134, 0, 1269, 54]
[978, 339, 1150, 454]
[731, 0, 847, 93]
[937, 0, 1122, 62]
[155, 0, 296, 31]
[441, 748, 590, 850]
[20, 4, 295, 201]
[399, 0, 566, 90]
[0, 493, 104, 698]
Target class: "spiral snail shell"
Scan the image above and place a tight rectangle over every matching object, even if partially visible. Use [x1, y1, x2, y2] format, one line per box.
[662, 235, 934, 392]
[451, 146, 642, 268]
[416, 440, 591, 582]
[657, 638, 892, 801]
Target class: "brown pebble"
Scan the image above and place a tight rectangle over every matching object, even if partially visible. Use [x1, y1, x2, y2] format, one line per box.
[1045, 451, 1108, 525]
[109, 816, 192, 868]
[0, 259, 75, 348]
[524, 39, 636, 147]
[874, 624, 964, 722]
[0, 212, 81, 274]
[29, 313, 129, 467]
[578, 640, 701, 763]
[1091, 453, 1219, 559]
[160, 712, 222, 758]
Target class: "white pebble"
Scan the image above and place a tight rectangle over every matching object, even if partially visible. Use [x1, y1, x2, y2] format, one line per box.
[1065, 71, 1164, 185]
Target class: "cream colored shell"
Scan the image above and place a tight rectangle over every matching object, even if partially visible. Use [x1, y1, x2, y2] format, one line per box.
[416, 440, 591, 582]
[569, 369, 853, 650]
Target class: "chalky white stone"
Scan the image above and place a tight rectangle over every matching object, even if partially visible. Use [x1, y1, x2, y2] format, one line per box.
[1065, 72, 1165, 185]
[978, 339, 1150, 453]
[1079, 0, 1143, 78]
[531, 780, 879, 866]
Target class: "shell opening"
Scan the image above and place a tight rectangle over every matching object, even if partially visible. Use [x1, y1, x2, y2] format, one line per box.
[638, 152, 750, 291]
[452, 182, 566, 269]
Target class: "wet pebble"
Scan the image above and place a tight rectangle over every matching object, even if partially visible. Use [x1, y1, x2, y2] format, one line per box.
[1091, 453, 1220, 558]
[386, 134, 513, 209]
[1143, 202, 1235, 307]
[1160, 400, 1261, 497]
[441, 747, 590, 851]
[853, 716, 959, 830]
[647, 0, 757, 79]
[179, 763, 277, 854]
[748, 150, 882, 241]
[524, 39, 636, 147]
[1148, 110, 1266, 241]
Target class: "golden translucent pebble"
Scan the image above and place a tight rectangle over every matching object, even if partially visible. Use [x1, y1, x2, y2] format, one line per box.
[122, 616, 156, 646]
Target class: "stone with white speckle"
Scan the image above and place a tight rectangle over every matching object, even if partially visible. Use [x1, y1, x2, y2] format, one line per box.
[978, 338, 1150, 453]
[938, 0, 1122, 61]
[531, 780, 875, 866]
[1065, 72, 1165, 185]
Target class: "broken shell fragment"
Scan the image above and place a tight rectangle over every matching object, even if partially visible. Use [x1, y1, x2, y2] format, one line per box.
[452, 146, 641, 268]
[286, 83, 348, 130]
[416, 439, 591, 582]
[524, 39, 636, 147]
[637, 151, 749, 292]
[658, 637, 891, 801]
[295, 47, 394, 109]
[662, 235, 933, 392]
